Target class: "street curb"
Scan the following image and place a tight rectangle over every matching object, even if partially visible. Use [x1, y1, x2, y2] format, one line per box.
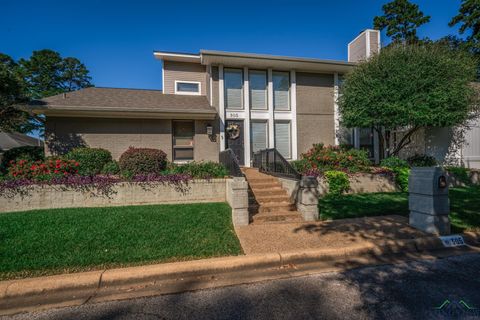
[1, 234, 478, 316]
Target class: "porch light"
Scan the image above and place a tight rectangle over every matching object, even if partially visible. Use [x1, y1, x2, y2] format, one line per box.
[206, 124, 213, 136]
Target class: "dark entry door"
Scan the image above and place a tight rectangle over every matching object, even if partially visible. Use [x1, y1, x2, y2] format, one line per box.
[225, 120, 244, 166]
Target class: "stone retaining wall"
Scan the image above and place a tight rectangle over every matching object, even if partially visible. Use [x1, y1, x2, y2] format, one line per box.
[0, 179, 227, 214]
[279, 173, 398, 201]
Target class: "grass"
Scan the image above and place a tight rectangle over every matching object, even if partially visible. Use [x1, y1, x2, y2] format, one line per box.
[319, 186, 480, 233]
[0, 202, 242, 280]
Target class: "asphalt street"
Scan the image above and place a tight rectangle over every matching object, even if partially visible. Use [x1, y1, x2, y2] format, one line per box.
[4, 253, 480, 320]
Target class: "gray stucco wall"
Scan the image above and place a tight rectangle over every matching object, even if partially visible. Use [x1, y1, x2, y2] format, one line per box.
[296, 72, 335, 157]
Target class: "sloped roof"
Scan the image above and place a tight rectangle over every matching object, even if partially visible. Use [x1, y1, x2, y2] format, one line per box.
[31, 87, 216, 115]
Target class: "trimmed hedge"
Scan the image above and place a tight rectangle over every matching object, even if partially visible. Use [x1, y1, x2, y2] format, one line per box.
[119, 147, 167, 175]
[324, 170, 350, 196]
[407, 154, 437, 167]
[168, 161, 228, 178]
[101, 161, 120, 175]
[0, 146, 44, 173]
[65, 148, 112, 176]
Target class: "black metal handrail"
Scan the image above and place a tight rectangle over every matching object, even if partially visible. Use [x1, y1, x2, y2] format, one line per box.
[219, 149, 244, 177]
[252, 148, 301, 180]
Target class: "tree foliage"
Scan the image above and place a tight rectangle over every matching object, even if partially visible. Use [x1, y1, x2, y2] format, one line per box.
[373, 0, 430, 44]
[18, 49, 92, 99]
[449, 0, 480, 53]
[338, 44, 479, 156]
[0, 53, 33, 133]
[0, 50, 93, 133]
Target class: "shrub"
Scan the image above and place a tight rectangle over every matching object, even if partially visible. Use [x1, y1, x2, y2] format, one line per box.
[167, 161, 228, 178]
[298, 144, 371, 174]
[119, 147, 167, 175]
[65, 148, 112, 176]
[445, 166, 471, 185]
[393, 167, 410, 192]
[324, 170, 350, 196]
[407, 154, 437, 167]
[101, 161, 120, 175]
[0, 146, 44, 173]
[8, 159, 79, 180]
[380, 156, 409, 169]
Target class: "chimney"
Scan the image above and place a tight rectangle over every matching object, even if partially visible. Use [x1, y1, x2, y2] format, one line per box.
[348, 29, 381, 62]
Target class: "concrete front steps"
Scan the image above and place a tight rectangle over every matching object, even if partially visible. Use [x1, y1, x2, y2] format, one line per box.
[242, 168, 302, 224]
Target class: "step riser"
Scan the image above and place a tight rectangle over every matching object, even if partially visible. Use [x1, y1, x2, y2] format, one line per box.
[253, 215, 303, 223]
[255, 196, 291, 203]
[252, 190, 286, 197]
[258, 205, 296, 213]
[249, 183, 282, 190]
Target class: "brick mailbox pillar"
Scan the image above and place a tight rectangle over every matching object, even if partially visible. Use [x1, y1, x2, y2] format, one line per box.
[409, 167, 451, 235]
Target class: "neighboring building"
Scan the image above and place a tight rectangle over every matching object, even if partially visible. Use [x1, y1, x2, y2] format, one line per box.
[0, 131, 43, 152]
[30, 29, 479, 168]
[32, 30, 380, 166]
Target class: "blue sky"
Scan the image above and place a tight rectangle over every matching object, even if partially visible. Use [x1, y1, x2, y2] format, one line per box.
[1, 0, 463, 91]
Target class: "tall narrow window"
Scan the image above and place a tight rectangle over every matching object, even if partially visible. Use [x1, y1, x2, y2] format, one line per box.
[275, 121, 291, 159]
[173, 121, 194, 161]
[224, 68, 243, 109]
[251, 121, 268, 154]
[273, 71, 290, 110]
[249, 70, 267, 110]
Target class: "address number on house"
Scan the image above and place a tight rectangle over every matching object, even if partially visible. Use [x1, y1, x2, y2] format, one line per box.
[226, 112, 242, 119]
[439, 235, 466, 247]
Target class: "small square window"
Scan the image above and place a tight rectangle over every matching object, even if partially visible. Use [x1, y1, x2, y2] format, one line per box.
[175, 81, 200, 95]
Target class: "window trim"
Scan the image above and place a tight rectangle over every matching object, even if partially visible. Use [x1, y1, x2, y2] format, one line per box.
[174, 80, 201, 96]
[224, 68, 244, 110]
[272, 71, 290, 111]
[249, 69, 268, 110]
[172, 120, 195, 163]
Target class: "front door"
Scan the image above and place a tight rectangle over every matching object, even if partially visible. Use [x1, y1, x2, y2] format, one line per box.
[226, 120, 244, 166]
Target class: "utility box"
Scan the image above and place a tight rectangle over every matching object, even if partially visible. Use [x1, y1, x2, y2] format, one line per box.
[409, 167, 451, 235]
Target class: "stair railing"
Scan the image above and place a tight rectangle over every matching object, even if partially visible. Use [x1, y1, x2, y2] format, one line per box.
[252, 148, 301, 180]
[219, 148, 244, 177]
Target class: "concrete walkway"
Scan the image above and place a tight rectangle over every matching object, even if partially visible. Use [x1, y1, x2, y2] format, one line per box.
[235, 215, 429, 254]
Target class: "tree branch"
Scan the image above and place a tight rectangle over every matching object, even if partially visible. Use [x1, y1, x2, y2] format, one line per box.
[391, 126, 421, 156]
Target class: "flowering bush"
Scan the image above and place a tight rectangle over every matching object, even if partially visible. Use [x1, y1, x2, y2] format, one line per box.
[295, 144, 372, 175]
[119, 147, 167, 175]
[7, 159, 79, 180]
[0, 146, 44, 173]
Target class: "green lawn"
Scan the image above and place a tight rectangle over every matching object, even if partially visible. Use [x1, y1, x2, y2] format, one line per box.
[0, 202, 242, 280]
[319, 186, 480, 233]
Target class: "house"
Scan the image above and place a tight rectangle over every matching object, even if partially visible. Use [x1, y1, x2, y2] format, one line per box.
[30, 30, 380, 166]
[30, 29, 479, 168]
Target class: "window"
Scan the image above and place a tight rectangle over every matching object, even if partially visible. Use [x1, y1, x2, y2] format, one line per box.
[273, 71, 290, 110]
[173, 121, 194, 161]
[175, 81, 200, 95]
[275, 121, 291, 159]
[224, 68, 243, 109]
[251, 121, 268, 154]
[249, 70, 267, 110]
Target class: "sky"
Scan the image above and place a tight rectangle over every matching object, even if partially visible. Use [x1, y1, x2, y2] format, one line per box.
[1, 0, 464, 91]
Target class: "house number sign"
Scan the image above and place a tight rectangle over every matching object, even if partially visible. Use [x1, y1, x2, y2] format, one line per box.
[226, 112, 240, 119]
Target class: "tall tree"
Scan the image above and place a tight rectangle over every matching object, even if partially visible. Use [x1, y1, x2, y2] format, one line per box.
[374, 0, 431, 44]
[449, 0, 480, 53]
[0, 53, 34, 133]
[338, 44, 478, 157]
[19, 49, 92, 99]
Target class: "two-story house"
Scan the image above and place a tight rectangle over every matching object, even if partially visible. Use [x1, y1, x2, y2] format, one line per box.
[32, 30, 382, 166]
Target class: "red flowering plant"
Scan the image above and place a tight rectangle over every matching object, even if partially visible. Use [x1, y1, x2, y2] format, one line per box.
[8, 159, 80, 180]
[291, 143, 372, 176]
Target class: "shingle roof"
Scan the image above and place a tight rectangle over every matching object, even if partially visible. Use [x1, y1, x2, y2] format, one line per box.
[31, 87, 216, 114]
[0, 132, 43, 151]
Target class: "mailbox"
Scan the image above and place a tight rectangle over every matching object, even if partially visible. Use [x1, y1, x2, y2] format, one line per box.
[409, 167, 450, 235]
